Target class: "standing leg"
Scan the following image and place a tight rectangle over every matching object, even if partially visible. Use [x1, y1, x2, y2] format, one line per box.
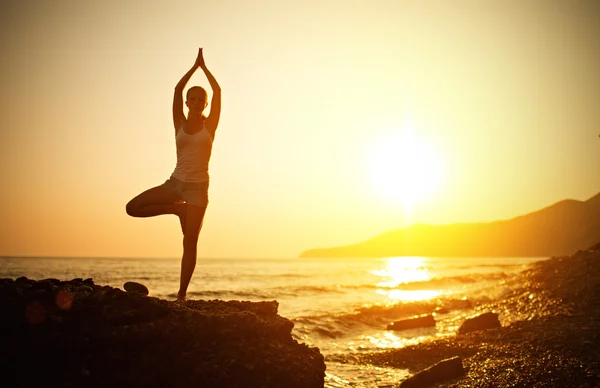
[177, 204, 207, 301]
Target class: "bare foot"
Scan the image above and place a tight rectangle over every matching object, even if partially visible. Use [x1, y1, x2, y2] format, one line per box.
[177, 292, 186, 302]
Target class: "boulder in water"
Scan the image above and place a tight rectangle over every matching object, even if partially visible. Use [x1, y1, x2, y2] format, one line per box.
[387, 314, 436, 331]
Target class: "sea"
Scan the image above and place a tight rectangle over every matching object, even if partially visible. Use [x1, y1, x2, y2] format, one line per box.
[0, 255, 546, 387]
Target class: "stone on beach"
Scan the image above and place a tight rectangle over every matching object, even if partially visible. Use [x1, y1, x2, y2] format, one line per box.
[399, 356, 465, 388]
[387, 314, 436, 331]
[123, 281, 149, 296]
[458, 311, 501, 334]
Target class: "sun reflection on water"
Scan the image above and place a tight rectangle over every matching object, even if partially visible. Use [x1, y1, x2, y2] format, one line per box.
[379, 289, 442, 301]
[365, 331, 428, 349]
[372, 256, 442, 301]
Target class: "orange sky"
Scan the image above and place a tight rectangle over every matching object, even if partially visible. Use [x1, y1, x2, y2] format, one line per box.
[1, 0, 599, 259]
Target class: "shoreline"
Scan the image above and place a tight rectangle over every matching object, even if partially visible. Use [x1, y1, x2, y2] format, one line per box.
[330, 244, 600, 387]
[1, 245, 598, 386]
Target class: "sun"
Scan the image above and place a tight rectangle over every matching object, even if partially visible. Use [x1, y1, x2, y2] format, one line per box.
[368, 129, 444, 211]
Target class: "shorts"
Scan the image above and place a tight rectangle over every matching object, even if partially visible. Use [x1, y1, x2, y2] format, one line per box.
[162, 177, 209, 208]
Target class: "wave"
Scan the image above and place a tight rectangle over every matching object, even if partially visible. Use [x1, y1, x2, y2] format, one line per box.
[183, 285, 346, 300]
[453, 263, 524, 269]
[269, 273, 312, 279]
[174, 271, 521, 303]
[323, 271, 518, 292]
[100, 276, 158, 281]
[374, 272, 513, 290]
[292, 290, 508, 341]
[272, 285, 346, 295]
[186, 289, 276, 300]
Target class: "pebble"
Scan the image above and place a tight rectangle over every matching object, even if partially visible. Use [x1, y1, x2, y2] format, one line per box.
[123, 281, 149, 296]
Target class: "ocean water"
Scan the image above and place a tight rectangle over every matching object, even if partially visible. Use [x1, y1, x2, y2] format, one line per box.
[0, 255, 545, 387]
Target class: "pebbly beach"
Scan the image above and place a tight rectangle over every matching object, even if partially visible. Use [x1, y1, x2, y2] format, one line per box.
[334, 243, 600, 387]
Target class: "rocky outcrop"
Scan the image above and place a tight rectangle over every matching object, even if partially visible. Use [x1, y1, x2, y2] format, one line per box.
[387, 314, 436, 331]
[458, 312, 501, 334]
[0, 277, 325, 388]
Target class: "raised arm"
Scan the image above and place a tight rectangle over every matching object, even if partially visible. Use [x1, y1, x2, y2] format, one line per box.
[196, 49, 222, 137]
[173, 61, 198, 132]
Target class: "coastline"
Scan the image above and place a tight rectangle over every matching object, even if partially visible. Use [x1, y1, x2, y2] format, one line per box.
[1, 244, 598, 387]
[331, 243, 600, 387]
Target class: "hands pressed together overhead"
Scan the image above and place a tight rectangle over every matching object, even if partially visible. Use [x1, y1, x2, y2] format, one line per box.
[194, 48, 206, 69]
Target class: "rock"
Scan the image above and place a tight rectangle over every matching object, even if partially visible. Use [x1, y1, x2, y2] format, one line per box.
[399, 356, 465, 388]
[0, 278, 325, 387]
[40, 278, 61, 285]
[458, 312, 501, 334]
[443, 298, 472, 311]
[387, 314, 436, 331]
[78, 285, 94, 294]
[15, 277, 31, 288]
[435, 299, 472, 314]
[123, 281, 149, 296]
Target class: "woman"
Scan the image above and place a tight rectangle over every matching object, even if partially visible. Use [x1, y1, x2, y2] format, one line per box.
[126, 48, 221, 301]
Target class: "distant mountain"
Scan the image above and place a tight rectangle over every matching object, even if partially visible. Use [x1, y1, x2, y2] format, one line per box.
[300, 192, 600, 258]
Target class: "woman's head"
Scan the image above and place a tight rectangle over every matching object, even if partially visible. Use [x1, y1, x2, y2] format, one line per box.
[186, 86, 208, 116]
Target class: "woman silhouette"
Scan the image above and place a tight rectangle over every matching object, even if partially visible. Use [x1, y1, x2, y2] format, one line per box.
[126, 48, 221, 301]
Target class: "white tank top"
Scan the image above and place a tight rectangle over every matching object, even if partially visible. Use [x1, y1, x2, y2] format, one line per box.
[170, 122, 213, 183]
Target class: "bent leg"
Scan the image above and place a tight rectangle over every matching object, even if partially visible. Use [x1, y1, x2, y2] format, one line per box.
[177, 205, 207, 301]
[126, 185, 184, 218]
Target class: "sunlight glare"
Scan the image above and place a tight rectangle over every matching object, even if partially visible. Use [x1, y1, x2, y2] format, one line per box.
[372, 257, 431, 287]
[372, 257, 441, 302]
[382, 289, 442, 301]
[368, 128, 444, 211]
[366, 332, 430, 349]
